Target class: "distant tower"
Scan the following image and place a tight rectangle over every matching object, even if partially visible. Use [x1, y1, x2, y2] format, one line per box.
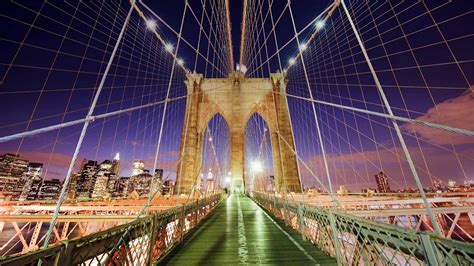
[131, 160, 145, 176]
[19, 163, 43, 201]
[0, 153, 30, 199]
[206, 169, 215, 193]
[76, 160, 99, 198]
[375, 171, 391, 193]
[111, 152, 121, 176]
[92, 160, 113, 198]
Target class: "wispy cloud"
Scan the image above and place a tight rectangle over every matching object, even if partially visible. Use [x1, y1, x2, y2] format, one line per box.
[401, 89, 474, 145]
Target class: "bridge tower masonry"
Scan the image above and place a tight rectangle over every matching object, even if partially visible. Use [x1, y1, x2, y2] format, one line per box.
[176, 73, 301, 194]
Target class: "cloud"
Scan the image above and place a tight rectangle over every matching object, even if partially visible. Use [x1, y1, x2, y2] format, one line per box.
[401, 89, 474, 145]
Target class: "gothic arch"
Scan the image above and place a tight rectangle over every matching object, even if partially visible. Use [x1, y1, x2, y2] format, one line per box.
[176, 73, 301, 194]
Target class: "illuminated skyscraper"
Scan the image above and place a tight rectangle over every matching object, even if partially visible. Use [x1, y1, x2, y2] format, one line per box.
[92, 160, 115, 198]
[128, 170, 153, 197]
[375, 171, 391, 193]
[112, 176, 129, 198]
[18, 163, 44, 201]
[38, 179, 62, 200]
[76, 160, 99, 198]
[111, 153, 121, 176]
[0, 153, 29, 200]
[67, 173, 79, 199]
[131, 160, 145, 176]
[162, 180, 175, 195]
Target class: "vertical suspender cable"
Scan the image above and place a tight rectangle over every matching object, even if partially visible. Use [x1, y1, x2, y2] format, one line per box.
[40, 0, 136, 252]
[287, 1, 343, 264]
[340, 0, 442, 236]
[225, 0, 235, 77]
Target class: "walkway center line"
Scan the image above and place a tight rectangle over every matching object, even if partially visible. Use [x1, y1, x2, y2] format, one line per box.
[237, 195, 249, 263]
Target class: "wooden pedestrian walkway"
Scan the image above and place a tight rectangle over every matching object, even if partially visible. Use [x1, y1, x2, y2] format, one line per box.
[160, 194, 336, 265]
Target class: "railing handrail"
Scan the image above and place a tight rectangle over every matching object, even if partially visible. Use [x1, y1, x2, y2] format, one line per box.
[252, 191, 474, 265]
[0, 193, 225, 266]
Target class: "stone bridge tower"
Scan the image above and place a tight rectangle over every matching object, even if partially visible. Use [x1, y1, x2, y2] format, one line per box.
[175, 73, 301, 194]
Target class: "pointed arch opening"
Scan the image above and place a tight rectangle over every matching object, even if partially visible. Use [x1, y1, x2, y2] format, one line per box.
[198, 113, 230, 195]
[244, 113, 276, 193]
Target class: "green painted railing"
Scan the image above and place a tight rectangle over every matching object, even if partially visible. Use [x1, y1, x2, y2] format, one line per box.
[0, 193, 224, 266]
[252, 192, 474, 266]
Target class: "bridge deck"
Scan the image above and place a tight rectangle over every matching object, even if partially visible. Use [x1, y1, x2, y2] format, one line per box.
[160, 194, 335, 265]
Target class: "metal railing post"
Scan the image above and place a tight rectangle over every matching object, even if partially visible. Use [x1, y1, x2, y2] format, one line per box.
[195, 199, 199, 225]
[147, 216, 159, 265]
[328, 211, 344, 265]
[420, 234, 440, 266]
[297, 202, 306, 240]
[179, 204, 185, 243]
[57, 240, 74, 265]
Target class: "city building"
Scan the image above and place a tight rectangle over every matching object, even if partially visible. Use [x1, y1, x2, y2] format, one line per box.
[38, 179, 62, 200]
[361, 188, 376, 197]
[128, 170, 153, 197]
[448, 179, 457, 188]
[337, 185, 349, 196]
[92, 160, 116, 198]
[131, 160, 145, 176]
[107, 174, 119, 196]
[76, 160, 99, 198]
[111, 153, 121, 176]
[67, 173, 79, 199]
[0, 153, 29, 200]
[375, 171, 391, 193]
[162, 180, 175, 195]
[154, 169, 163, 181]
[111, 176, 129, 198]
[18, 163, 44, 201]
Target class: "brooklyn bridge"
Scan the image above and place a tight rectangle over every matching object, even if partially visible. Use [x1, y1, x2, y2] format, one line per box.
[0, 0, 473, 265]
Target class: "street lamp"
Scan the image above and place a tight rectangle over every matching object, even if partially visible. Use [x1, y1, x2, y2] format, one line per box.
[251, 160, 263, 173]
[315, 20, 325, 30]
[146, 19, 157, 31]
[299, 42, 308, 52]
[288, 57, 296, 66]
[164, 43, 174, 53]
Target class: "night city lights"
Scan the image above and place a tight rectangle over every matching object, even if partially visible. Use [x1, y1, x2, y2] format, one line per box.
[0, 1, 473, 265]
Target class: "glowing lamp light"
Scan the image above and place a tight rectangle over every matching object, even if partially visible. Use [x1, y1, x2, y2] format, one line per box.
[164, 43, 174, 53]
[208, 137, 213, 142]
[251, 160, 263, 173]
[145, 19, 157, 31]
[288, 57, 296, 66]
[315, 20, 325, 30]
[225, 177, 231, 183]
[177, 58, 184, 66]
[299, 42, 308, 52]
[227, 171, 231, 176]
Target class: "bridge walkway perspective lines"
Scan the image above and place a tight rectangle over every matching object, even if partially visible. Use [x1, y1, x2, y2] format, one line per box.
[160, 194, 336, 265]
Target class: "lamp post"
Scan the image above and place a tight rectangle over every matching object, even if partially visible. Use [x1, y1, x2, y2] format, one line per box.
[251, 160, 263, 193]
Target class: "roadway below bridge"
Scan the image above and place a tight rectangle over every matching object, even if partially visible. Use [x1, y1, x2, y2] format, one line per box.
[160, 194, 335, 265]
